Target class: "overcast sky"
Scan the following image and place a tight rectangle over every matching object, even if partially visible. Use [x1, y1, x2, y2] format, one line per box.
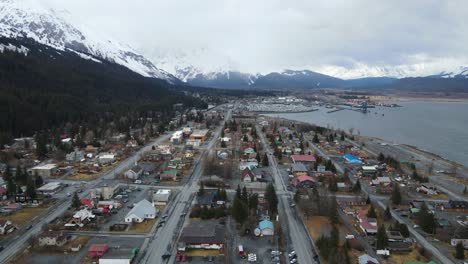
[44, 0, 468, 76]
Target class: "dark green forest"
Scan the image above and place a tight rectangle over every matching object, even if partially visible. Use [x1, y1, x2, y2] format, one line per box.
[0, 37, 206, 145]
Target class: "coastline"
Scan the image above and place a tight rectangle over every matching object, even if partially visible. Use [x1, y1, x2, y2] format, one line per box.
[260, 114, 468, 171]
[368, 95, 468, 103]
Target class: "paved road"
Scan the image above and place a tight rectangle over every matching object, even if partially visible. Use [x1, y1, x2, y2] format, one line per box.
[257, 125, 319, 264]
[140, 110, 230, 264]
[0, 133, 171, 263]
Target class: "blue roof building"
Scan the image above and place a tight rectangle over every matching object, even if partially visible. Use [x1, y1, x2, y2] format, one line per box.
[343, 154, 362, 164]
[258, 220, 274, 236]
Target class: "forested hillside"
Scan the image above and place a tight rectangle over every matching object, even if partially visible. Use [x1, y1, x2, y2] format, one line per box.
[0, 37, 206, 145]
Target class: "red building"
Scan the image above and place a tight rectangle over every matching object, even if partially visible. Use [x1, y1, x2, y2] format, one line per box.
[88, 244, 109, 258]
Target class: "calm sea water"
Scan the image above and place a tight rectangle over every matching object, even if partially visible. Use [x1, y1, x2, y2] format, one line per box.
[266, 101, 468, 166]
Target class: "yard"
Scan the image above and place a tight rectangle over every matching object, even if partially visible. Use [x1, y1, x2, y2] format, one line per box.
[383, 248, 428, 264]
[2, 206, 48, 227]
[128, 219, 156, 233]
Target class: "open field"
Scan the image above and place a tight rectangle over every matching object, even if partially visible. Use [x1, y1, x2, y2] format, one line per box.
[383, 248, 428, 264]
[2, 206, 47, 227]
[304, 216, 332, 241]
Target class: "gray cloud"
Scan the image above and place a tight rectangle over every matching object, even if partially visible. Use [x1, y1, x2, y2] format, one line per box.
[43, 0, 468, 76]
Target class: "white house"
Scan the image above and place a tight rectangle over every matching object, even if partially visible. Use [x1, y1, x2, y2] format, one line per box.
[124, 165, 143, 180]
[125, 199, 158, 223]
[98, 153, 116, 165]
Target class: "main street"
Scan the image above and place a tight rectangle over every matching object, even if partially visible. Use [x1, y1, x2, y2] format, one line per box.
[256, 124, 319, 264]
[139, 109, 231, 264]
[0, 133, 171, 263]
[306, 135, 455, 264]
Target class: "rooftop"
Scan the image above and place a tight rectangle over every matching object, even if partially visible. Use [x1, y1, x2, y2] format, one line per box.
[32, 163, 57, 170]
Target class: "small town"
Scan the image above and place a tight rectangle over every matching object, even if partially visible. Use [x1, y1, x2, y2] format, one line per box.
[0, 96, 467, 264]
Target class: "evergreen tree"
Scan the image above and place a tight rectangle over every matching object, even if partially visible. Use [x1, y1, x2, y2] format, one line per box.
[7, 178, 16, 195]
[376, 225, 388, 249]
[241, 186, 249, 205]
[353, 179, 361, 192]
[329, 197, 339, 225]
[35, 132, 48, 158]
[384, 206, 391, 220]
[232, 196, 247, 224]
[391, 184, 402, 205]
[220, 141, 227, 148]
[418, 203, 436, 234]
[262, 153, 269, 166]
[72, 192, 81, 208]
[313, 133, 319, 143]
[243, 134, 248, 142]
[455, 241, 465, 259]
[236, 185, 242, 200]
[248, 193, 258, 210]
[25, 178, 36, 199]
[464, 186, 467, 195]
[255, 152, 261, 162]
[366, 196, 371, 204]
[265, 183, 278, 215]
[340, 133, 345, 141]
[378, 152, 385, 162]
[367, 204, 377, 218]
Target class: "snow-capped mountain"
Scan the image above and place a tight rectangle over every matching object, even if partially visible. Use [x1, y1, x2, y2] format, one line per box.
[427, 66, 468, 79]
[316, 63, 468, 80]
[0, 0, 179, 83]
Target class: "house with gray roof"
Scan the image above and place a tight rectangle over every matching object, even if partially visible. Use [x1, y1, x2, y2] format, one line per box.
[124, 199, 157, 223]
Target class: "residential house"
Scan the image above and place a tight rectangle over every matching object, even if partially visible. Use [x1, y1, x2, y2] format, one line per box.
[80, 199, 95, 209]
[38, 231, 68, 247]
[258, 220, 274, 236]
[217, 150, 229, 160]
[442, 200, 468, 212]
[290, 163, 308, 177]
[178, 220, 226, 251]
[124, 165, 143, 180]
[197, 191, 217, 207]
[98, 153, 116, 165]
[160, 170, 178, 181]
[153, 189, 171, 205]
[65, 209, 96, 228]
[358, 254, 379, 264]
[239, 160, 258, 171]
[186, 139, 202, 147]
[337, 182, 351, 192]
[243, 148, 257, 159]
[291, 175, 316, 188]
[362, 165, 378, 176]
[125, 199, 157, 223]
[171, 131, 184, 144]
[357, 209, 378, 235]
[88, 244, 110, 258]
[291, 155, 316, 165]
[0, 220, 15, 235]
[66, 150, 85, 162]
[241, 168, 255, 182]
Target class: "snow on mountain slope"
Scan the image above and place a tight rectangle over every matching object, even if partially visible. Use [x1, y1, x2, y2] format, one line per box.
[0, 0, 179, 83]
[317, 62, 468, 80]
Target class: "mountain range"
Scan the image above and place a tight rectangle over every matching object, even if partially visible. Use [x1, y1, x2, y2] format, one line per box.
[0, 0, 467, 91]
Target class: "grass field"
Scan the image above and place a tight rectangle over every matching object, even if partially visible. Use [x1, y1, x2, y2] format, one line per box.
[1, 206, 47, 227]
[128, 219, 156, 233]
[304, 216, 332, 241]
[385, 248, 428, 264]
